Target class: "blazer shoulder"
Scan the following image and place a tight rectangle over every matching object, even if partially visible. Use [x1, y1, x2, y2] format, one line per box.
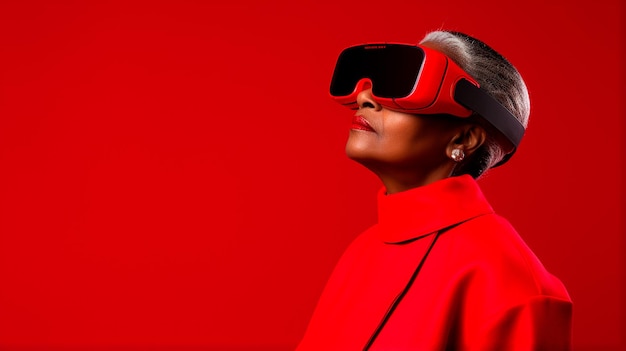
[441, 214, 571, 302]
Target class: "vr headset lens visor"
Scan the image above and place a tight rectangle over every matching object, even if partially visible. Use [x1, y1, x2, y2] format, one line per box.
[330, 45, 424, 98]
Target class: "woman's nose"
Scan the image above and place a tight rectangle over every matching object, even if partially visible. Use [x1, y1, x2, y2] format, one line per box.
[356, 88, 383, 111]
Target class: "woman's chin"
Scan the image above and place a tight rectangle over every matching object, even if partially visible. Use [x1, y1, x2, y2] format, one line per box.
[345, 132, 376, 156]
[345, 145, 383, 172]
[345, 142, 372, 162]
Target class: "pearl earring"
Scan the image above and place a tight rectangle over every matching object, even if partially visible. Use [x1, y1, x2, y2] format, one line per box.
[451, 148, 465, 162]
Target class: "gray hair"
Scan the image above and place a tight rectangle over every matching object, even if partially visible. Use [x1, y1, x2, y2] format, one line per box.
[420, 31, 530, 178]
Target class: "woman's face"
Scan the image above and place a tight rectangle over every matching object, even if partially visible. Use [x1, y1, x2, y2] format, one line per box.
[345, 88, 463, 183]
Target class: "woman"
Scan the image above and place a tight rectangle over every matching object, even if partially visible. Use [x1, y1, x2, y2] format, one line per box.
[296, 31, 572, 350]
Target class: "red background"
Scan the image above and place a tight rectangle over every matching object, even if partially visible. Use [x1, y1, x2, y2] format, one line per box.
[0, 0, 623, 350]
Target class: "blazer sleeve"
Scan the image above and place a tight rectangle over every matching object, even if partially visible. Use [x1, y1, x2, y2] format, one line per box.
[468, 296, 573, 351]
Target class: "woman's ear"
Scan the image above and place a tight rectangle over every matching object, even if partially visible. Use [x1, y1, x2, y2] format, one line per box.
[446, 123, 487, 160]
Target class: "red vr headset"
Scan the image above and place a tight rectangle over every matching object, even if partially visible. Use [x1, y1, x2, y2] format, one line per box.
[329, 43, 525, 165]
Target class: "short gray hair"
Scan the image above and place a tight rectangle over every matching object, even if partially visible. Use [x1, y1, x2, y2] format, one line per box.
[420, 30, 530, 178]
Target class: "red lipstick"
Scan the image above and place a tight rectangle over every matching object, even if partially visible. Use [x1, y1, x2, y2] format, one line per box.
[351, 115, 375, 132]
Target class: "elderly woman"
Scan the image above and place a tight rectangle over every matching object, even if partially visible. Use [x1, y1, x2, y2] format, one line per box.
[296, 31, 572, 350]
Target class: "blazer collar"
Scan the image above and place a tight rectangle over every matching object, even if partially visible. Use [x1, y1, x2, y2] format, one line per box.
[377, 175, 494, 244]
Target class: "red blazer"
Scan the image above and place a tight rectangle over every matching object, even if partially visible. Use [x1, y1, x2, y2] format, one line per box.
[297, 175, 572, 350]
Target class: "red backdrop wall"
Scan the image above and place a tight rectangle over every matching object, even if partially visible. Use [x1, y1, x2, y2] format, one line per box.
[0, 0, 623, 350]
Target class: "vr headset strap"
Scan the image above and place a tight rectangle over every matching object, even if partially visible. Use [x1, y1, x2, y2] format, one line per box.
[453, 79, 525, 165]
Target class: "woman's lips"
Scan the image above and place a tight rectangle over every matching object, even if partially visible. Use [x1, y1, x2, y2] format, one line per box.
[351, 115, 375, 132]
